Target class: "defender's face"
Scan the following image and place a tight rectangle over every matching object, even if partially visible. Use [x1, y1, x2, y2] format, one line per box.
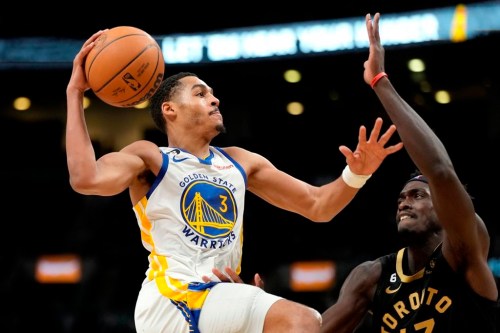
[396, 181, 440, 235]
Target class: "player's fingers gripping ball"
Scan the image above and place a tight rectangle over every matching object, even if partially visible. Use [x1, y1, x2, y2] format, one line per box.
[85, 26, 165, 107]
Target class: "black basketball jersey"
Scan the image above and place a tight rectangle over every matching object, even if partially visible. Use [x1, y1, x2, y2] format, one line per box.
[365, 245, 498, 332]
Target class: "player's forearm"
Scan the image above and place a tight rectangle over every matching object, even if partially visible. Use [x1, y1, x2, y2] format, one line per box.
[311, 178, 360, 222]
[373, 79, 453, 177]
[65, 90, 99, 192]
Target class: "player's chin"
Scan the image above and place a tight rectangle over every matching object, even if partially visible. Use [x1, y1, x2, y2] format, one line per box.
[397, 221, 413, 232]
[216, 123, 227, 134]
[397, 223, 421, 235]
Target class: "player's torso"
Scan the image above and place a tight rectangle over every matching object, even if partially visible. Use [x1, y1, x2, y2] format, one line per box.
[133, 146, 247, 281]
[369, 247, 497, 333]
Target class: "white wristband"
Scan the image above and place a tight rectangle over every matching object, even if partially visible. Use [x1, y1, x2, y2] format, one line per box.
[341, 165, 372, 188]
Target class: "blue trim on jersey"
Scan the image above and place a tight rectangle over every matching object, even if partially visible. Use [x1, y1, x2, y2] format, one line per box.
[146, 151, 169, 199]
[215, 147, 248, 188]
[171, 300, 201, 333]
[198, 150, 214, 165]
[171, 147, 215, 165]
[171, 281, 218, 333]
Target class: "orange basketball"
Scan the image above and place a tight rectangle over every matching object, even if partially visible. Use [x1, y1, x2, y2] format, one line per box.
[85, 26, 165, 108]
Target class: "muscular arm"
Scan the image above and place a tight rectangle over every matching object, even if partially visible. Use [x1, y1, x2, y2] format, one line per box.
[65, 31, 161, 198]
[246, 158, 357, 222]
[321, 260, 381, 333]
[66, 92, 147, 195]
[365, 13, 497, 300]
[225, 118, 402, 222]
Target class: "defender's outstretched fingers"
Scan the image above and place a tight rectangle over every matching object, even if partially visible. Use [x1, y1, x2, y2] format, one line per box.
[367, 117, 383, 143]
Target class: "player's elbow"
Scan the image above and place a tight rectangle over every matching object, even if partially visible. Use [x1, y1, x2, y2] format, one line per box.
[306, 209, 336, 223]
[69, 175, 97, 195]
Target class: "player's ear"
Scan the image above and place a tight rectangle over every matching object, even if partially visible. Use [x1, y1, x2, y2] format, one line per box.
[162, 101, 176, 120]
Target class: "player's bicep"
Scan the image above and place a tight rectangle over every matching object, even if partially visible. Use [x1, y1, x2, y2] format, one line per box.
[339, 261, 379, 307]
[229, 146, 315, 215]
[91, 152, 146, 195]
[322, 261, 380, 333]
[248, 161, 314, 214]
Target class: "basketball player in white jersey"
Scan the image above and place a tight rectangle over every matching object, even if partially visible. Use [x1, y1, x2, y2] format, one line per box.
[66, 30, 403, 333]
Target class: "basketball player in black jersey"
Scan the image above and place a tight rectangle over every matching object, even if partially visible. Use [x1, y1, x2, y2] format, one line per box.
[320, 13, 499, 333]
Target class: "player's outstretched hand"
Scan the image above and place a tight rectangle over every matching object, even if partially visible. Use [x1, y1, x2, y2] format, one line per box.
[339, 117, 403, 176]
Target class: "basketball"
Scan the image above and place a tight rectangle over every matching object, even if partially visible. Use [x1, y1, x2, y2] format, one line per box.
[85, 26, 165, 108]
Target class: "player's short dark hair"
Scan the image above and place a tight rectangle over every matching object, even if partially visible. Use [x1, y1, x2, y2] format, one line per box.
[405, 169, 473, 199]
[149, 72, 198, 133]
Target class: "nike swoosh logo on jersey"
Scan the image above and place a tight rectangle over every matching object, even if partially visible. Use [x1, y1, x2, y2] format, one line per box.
[172, 156, 189, 162]
[385, 284, 402, 294]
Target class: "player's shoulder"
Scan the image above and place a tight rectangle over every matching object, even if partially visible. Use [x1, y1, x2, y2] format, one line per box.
[218, 146, 269, 173]
[220, 146, 248, 153]
[122, 139, 160, 152]
[352, 258, 383, 277]
[219, 146, 258, 160]
[222, 146, 268, 158]
[342, 259, 383, 296]
[120, 140, 163, 168]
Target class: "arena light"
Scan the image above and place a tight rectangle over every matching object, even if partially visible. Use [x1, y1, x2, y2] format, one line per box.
[289, 260, 336, 292]
[35, 254, 82, 284]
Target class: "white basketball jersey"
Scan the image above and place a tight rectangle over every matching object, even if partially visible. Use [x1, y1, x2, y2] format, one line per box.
[133, 146, 247, 287]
